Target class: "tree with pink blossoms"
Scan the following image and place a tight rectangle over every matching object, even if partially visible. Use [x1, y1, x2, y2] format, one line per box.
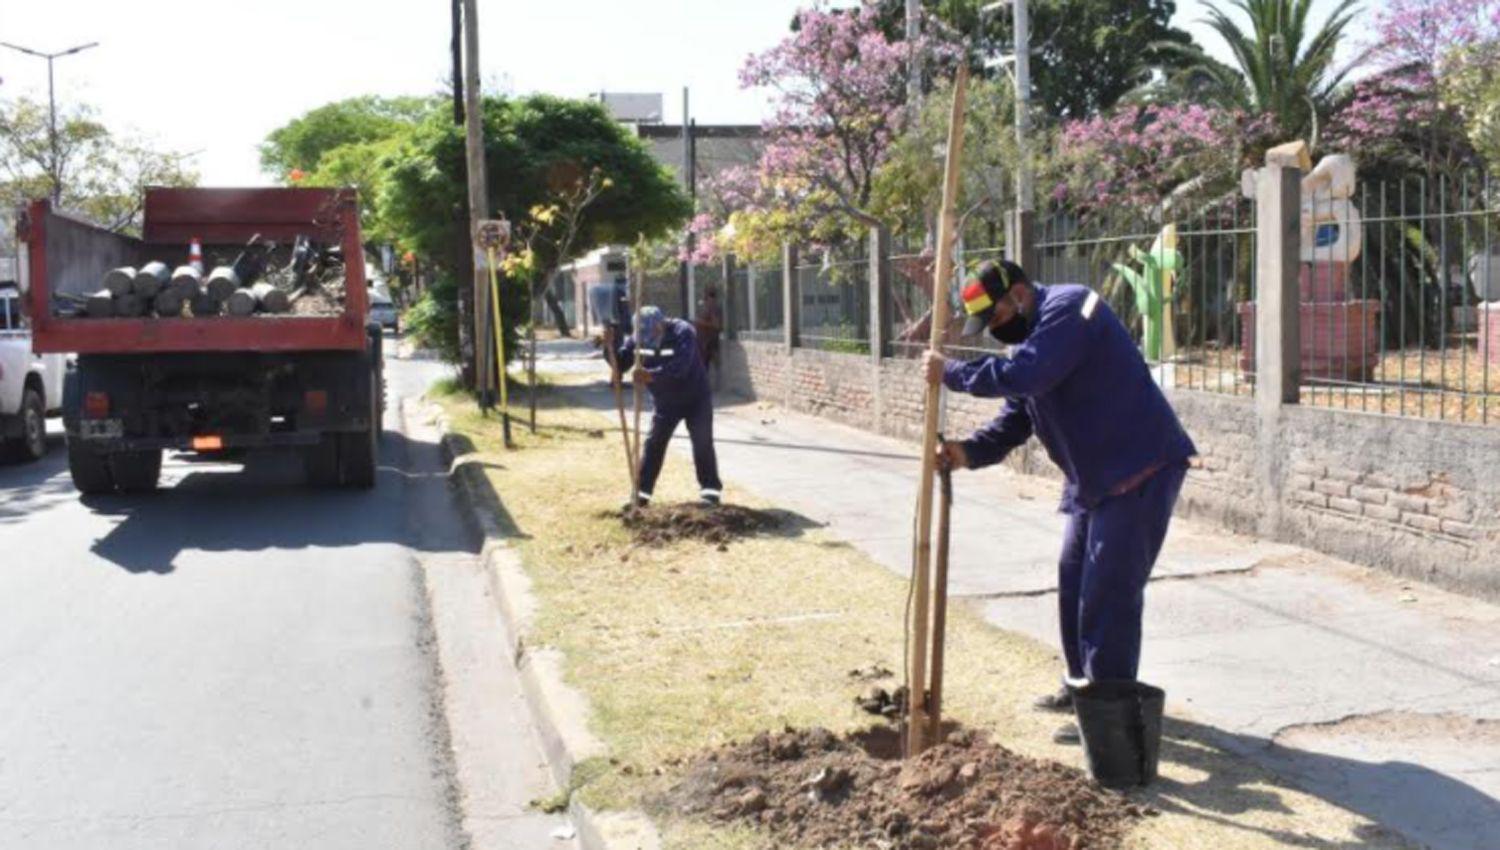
[1324, 0, 1500, 174]
[721, 2, 956, 259]
[1048, 103, 1275, 222]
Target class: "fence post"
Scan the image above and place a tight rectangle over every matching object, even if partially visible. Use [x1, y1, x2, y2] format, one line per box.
[1253, 160, 1302, 542]
[869, 226, 892, 362]
[783, 242, 800, 352]
[746, 263, 758, 337]
[1007, 209, 1038, 275]
[1255, 165, 1302, 408]
[723, 253, 738, 341]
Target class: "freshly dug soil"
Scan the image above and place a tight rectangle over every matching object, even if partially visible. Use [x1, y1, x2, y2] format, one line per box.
[620, 503, 781, 547]
[662, 726, 1145, 850]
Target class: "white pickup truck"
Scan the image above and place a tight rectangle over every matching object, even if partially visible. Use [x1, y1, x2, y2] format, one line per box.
[1, 282, 65, 462]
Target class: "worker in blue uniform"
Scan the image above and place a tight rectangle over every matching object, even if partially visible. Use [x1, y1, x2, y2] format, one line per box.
[614, 306, 723, 507]
[924, 260, 1196, 744]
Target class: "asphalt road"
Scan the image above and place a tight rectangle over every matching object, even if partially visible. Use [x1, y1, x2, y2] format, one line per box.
[0, 350, 562, 849]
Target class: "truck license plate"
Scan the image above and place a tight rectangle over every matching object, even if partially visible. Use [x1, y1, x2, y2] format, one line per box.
[79, 419, 124, 440]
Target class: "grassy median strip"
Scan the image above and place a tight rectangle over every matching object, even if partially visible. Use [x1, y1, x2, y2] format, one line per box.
[434, 380, 1413, 850]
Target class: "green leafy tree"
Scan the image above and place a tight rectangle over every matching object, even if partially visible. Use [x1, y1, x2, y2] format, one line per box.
[871, 76, 1019, 241]
[876, 0, 1198, 119]
[0, 96, 197, 235]
[382, 95, 689, 368]
[1168, 0, 1362, 145]
[259, 96, 433, 180]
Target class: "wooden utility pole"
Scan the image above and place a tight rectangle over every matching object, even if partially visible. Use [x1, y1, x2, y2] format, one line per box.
[461, 0, 491, 401]
[906, 62, 968, 759]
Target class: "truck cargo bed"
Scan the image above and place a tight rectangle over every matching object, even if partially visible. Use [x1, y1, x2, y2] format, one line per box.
[22, 188, 369, 355]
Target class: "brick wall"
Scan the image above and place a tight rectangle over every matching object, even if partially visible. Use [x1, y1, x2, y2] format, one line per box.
[722, 339, 1500, 599]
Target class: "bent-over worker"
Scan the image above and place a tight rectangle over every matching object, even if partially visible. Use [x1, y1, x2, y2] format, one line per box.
[615, 306, 723, 507]
[924, 260, 1196, 745]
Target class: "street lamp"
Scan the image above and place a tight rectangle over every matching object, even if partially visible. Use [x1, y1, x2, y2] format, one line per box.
[0, 40, 101, 203]
[978, 0, 1031, 213]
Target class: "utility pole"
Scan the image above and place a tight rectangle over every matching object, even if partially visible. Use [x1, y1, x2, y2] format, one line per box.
[1012, 0, 1033, 214]
[680, 87, 694, 317]
[980, 0, 1034, 270]
[905, 0, 921, 113]
[0, 41, 100, 204]
[460, 0, 491, 398]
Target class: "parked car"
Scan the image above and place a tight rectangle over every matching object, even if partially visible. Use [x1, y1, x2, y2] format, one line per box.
[368, 289, 399, 332]
[0, 283, 65, 461]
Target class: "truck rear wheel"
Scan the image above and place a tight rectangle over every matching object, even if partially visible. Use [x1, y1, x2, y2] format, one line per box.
[304, 438, 341, 488]
[338, 427, 376, 489]
[67, 441, 115, 495]
[111, 450, 162, 492]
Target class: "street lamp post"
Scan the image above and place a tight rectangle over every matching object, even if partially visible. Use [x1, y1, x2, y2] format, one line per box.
[979, 0, 1035, 271]
[0, 41, 101, 203]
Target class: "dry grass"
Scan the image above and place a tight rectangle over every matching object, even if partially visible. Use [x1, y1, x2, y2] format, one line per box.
[438, 382, 1415, 850]
[1163, 346, 1500, 423]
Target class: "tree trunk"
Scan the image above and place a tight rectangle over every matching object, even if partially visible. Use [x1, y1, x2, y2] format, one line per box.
[543, 289, 571, 337]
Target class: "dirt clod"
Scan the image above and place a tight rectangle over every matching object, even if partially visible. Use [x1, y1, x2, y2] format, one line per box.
[619, 503, 780, 546]
[856, 685, 909, 718]
[663, 726, 1141, 850]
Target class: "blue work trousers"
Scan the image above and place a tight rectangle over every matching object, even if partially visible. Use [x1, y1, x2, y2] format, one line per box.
[1057, 464, 1186, 682]
[638, 393, 722, 498]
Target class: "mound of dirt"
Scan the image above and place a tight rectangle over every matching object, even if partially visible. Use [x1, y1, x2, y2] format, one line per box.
[621, 503, 780, 547]
[662, 726, 1145, 850]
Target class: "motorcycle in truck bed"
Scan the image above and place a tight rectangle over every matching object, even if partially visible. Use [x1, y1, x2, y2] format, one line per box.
[20, 187, 383, 493]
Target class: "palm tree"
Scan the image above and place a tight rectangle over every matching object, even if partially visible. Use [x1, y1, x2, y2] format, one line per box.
[1170, 0, 1362, 146]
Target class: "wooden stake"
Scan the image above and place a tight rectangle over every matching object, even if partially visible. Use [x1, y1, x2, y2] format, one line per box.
[603, 330, 639, 490]
[927, 456, 954, 745]
[629, 252, 645, 504]
[486, 247, 513, 447]
[906, 62, 968, 759]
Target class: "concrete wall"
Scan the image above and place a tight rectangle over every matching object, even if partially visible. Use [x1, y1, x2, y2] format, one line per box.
[720, 339, 1500, 599]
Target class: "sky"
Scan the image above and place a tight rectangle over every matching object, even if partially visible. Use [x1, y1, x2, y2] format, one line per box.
[0, 0, 1371, 187]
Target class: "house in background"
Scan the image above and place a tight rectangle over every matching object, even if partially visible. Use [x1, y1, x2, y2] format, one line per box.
[542, 93, 764, 334]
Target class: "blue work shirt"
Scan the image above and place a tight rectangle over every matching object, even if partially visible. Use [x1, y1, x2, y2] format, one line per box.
[942, 283, 1196, 513]
[617, 317, 710, 410]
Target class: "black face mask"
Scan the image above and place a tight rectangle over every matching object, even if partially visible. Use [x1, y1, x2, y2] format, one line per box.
[989, 313, 1031, 345]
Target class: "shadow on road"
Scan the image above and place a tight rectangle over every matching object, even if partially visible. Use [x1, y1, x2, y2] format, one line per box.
[1143, 714, 1497, 850]
[78, 430, 466, 575]
[0, 435, 72, 524]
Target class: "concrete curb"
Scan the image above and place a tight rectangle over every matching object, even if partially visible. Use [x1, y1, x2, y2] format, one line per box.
[429, 403, 662, 850]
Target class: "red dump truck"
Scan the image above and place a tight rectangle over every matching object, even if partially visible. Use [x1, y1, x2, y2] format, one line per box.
[19, 187, 382, 493]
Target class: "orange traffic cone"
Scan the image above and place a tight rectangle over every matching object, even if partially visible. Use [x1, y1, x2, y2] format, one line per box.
[189, 236, 204, 274]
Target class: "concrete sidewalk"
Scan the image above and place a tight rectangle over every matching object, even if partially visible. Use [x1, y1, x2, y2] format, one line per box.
[549, 338, 1500, 850]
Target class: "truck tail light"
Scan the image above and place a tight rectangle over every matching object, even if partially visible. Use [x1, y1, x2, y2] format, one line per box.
[304, 390, 328, 416]
[192, 435, 224, 451]
[84, 391, 110, 419]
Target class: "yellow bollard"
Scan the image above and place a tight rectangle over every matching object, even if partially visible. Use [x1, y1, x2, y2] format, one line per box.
[485, 246, 513, 446]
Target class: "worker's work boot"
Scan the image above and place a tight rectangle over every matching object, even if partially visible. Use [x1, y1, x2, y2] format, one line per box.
[1052, 722, 1081, 745]
[622, 493, 651, 512]
[1071, 680, 1166, 789]
[699, 489, 722, 507]
[1033, 685, 1074, 713]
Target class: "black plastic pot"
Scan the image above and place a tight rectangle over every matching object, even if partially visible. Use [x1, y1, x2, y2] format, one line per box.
[1071, 680, 1165, 789]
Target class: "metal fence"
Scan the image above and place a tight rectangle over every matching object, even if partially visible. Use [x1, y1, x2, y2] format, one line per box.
[1297, 174, 1500, 424]
[798, 246, 871, 354]
[1035, 193, 1257, 396]
[738, 262, 784, 343]
[716, 171, 1500, 426]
